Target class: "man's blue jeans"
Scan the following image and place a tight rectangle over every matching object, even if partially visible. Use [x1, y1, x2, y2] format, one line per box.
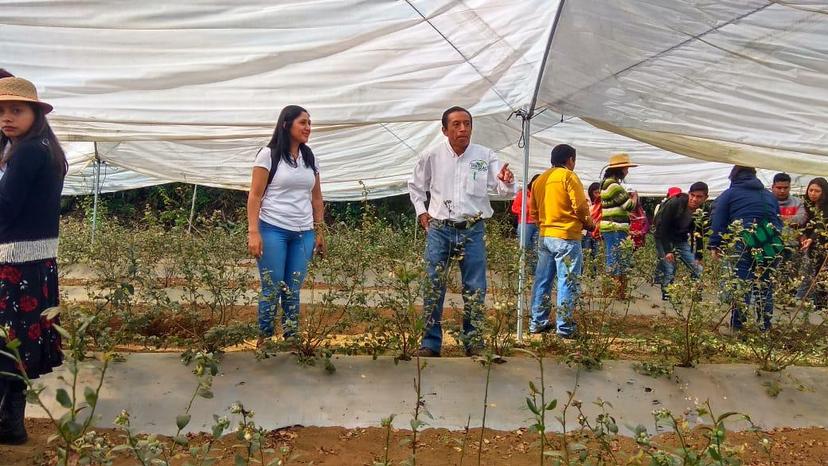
[729, 247, 774, 330]
[518, 222, 539, 274]
[256, 221, 315, 338]
[421, 221, 487, 353]
[655, 239, 702, 297]
[530, 236, 583, 336]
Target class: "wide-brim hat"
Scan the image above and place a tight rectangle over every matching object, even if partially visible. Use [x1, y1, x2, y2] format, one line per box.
[0, 77, 53, 114]
[607, 152, 638, 169]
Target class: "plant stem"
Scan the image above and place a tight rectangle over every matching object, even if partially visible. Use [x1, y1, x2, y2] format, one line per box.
[477, 357, 493, 466]
[459, 415, 471, 466]
[412, 353, 423, 466]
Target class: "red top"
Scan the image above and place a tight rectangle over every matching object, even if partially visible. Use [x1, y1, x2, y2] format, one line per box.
[590, 200, 602, 239]
[511, 189, 537, 224]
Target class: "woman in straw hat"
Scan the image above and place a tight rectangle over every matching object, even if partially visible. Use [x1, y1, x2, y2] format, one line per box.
[0, 76, 67, 444]
[599, 152, 638, 299]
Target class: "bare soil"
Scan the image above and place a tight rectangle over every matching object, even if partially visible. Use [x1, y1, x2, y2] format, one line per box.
[4, 419, 828, 465]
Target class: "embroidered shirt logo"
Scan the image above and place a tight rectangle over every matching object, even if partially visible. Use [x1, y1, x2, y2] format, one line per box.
[469, 160, 488, 180]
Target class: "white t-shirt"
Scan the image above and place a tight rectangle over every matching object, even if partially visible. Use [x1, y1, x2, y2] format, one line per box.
[253, 147, 318, 231]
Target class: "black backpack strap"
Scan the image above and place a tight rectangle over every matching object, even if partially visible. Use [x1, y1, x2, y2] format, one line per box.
[259, 147, 278, 192]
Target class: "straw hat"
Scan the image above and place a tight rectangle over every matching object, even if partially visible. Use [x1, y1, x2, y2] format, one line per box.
[0, 77, 53, 114]
[607, 152, 638, 169]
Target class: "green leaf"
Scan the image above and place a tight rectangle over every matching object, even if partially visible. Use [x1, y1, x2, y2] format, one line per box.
[6, 339, 21, 351]
[176, 414, 192, 430]
[84, 386, 98, 408]
[528, 381, 539, 394]
[545, 399, 557, 411]
[234, 454, 246, 466]
[52, 324, 71, 340]
[43, 306, 62, 320]
[212, 423, 227, 438]
[526, 398, 540, 415]
[65, 420, 82, 436]
[56, 388, 72, 408]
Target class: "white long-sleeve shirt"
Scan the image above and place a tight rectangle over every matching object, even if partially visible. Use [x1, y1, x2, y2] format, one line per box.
[408, 141, 515, 221]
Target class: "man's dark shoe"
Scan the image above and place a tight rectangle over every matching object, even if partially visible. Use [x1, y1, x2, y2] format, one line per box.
[465, 347, 483, 357]
[417, 347, 441, 358]
[529, 323, 554, 334]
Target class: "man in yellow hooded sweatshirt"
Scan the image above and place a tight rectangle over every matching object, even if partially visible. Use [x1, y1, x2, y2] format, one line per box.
[528, 144, 594, 337]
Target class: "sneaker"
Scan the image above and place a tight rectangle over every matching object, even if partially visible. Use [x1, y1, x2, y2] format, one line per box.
[417, 347, 441, 358]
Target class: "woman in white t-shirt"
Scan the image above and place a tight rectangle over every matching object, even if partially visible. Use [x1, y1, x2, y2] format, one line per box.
[247, 105, 325, 347]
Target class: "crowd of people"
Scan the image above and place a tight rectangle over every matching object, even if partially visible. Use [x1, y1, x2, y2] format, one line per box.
[511, 155, 828, 338]
[0, 76, 826, 445]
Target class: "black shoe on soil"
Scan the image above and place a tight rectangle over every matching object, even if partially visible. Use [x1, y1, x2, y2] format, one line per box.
[417, 347, 441, 358]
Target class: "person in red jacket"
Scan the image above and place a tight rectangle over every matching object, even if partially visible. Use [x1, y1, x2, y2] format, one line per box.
[630, 202, 650, 249]
[582, 182, 602, 268]
[512, 174, 540, 268]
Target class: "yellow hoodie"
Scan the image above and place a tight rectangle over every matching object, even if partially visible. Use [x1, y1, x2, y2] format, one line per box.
[529, 167, 591, 240]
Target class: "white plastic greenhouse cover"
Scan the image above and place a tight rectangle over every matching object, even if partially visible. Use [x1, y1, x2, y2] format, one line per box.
[2, 1, 826, 199]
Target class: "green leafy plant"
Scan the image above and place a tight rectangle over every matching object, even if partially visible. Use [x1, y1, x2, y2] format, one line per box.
[0, 310, 114, 466]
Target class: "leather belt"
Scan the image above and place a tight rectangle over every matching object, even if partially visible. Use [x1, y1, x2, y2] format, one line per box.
[431, 218, 480, 230]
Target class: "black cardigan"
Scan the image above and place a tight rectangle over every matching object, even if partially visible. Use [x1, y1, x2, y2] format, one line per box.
[0, 139, 64, 264]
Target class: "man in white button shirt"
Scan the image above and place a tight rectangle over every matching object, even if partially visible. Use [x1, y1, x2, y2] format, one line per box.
[408, 106, 515, 357]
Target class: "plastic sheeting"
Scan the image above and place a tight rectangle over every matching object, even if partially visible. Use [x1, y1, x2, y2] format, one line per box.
[2, 0, 825, 199]
[537, 0, 828, 174]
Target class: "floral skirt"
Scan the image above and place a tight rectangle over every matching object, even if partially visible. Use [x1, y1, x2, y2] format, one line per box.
[0, 259, 63, 379]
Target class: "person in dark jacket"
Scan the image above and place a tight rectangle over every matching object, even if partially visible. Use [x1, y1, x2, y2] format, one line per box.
[653, 182, 709, 300]
[0, 77, 67, 445]
[709, 166, 783, 331]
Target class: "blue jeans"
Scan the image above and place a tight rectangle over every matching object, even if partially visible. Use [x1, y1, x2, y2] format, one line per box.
[796, 251, 827, 307]
[729, 247, 774, 330]
[581, 234, 599, 274]
[518, 222, 539, 273]
[421, 221, 487, 353]
[530, 236, 583, 336]
[603, 230, 629, 276]
[256, 221, 315, 338]
[655, 239, 702, 297]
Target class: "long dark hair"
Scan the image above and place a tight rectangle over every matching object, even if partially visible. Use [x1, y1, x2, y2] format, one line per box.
[603, 167, 627, 181]
[0, 102, 67, 177]
[265, 105, 317, 174]
[587, 182, 601, 202]
[806, 177, 828, 217]
[527, 173, 540, 191]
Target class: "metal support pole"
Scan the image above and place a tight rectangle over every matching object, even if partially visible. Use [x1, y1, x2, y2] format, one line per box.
[516, 115, 532, 343]
[188, 184, 198, 234]
[91, 142, 101, 243]
[515, 0, 567, 343]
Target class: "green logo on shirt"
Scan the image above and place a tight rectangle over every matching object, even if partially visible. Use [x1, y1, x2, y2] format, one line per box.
[470, 160, 488, 179]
